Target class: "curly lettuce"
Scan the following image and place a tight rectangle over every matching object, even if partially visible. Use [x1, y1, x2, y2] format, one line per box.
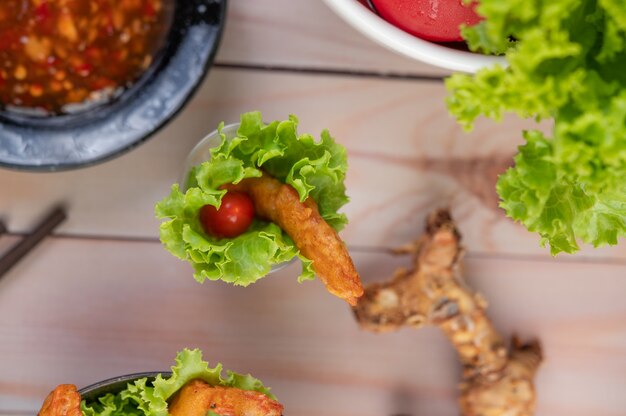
[156, 111, 349, 283]
[81, 349, 275, 416]
[447, 0, 626, 254]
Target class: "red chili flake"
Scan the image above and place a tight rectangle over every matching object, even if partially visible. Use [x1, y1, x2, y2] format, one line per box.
[35, 2, 51, 22]
[102, 14, 115, 36]
[92, 77, 115, 90]
[34, 2, 56, 35]
[143, 1, 156, 18]
[0, 29, 18, 51]
[111, 49, 126, 61]
[74, 62, 93, 77]
[84, 46, 100, 60]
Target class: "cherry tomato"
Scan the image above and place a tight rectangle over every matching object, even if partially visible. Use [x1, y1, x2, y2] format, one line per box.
[371, 0, 482, 42]
[199, 192, 255, 239]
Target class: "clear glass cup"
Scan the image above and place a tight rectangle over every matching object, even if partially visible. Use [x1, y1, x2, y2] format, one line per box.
[180, 122, 294, 273]
[180, 122, 240, 191]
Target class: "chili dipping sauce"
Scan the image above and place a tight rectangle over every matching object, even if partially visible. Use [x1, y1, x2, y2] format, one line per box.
[0, 0, 172, 116]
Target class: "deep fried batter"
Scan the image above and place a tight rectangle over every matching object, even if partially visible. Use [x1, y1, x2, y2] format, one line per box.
[227, 173, 363, 305]
[38, 384, 82, 416]
[168, 379, 284, 416]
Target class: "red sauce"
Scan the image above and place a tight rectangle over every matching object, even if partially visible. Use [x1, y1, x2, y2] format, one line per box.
[0, 0, 171, 115]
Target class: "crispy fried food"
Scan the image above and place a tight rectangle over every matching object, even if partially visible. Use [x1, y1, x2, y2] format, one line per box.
[227, 173, 363, 305]
[168, 379, 284, 416]
[38, 384, 82, 416]
[353, 209, 542, 416]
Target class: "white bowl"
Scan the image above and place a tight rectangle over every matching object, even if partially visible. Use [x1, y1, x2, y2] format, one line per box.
[322, 0, 506, 73]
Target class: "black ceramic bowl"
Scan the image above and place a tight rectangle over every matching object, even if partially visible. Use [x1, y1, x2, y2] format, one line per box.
[78, 372, 172, 402]
[0, 0, 226, 172]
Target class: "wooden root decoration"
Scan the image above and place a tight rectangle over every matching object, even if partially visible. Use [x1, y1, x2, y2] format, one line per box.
[353, 209, 542, 416]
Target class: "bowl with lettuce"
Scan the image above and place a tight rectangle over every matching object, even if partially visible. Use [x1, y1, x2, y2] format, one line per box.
[38, 349, 283, 416]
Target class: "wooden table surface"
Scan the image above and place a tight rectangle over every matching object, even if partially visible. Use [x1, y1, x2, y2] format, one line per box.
[1, 1, 626, 415]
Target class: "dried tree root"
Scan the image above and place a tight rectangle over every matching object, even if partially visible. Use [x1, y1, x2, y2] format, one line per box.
[459, 338, 542, 416]
[227, 173, 364, 305]
[38, 384, 82, 416]
[353, 209, 542, 416]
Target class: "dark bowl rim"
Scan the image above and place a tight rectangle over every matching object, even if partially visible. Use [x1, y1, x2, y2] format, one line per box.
[78, 371, 173, 396]
[0, 0, 228, 172]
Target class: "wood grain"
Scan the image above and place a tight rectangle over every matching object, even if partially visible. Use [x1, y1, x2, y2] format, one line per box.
[0, 1, 624, 415]
[215, 0, 449, 76]
[0, 68, 621, 258]
[0, 239, 624, 415]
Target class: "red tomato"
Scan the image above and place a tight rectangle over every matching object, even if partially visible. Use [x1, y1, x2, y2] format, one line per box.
[371, 0, 482, 42]
[199, 192, 255, 239]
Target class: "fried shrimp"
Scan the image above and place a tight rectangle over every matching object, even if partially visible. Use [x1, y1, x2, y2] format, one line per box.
[168, 379, 284, 416]
[227, 173, 363, 305]
[38, 384, 82, 416]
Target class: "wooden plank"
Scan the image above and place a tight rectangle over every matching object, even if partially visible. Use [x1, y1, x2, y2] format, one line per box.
[215, 0, 449, 76]
[0, 68, 622, 258]
[0, 238, 625, 415]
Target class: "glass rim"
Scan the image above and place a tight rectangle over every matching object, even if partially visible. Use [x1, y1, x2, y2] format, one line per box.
[187, 121, 241, 162]
[179, 122, 241, 190]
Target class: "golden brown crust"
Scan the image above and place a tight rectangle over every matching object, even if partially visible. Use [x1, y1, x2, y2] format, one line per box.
[168, 379, 284, 416]
[38, 384, 82, 416]
[227, 173, 363, 305]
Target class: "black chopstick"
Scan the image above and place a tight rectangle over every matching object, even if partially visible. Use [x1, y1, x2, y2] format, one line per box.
[0, 207, 66, 279]
[0, 220, 6, 236]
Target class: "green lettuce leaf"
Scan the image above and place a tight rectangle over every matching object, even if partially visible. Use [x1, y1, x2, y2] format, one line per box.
[81, 392, 144, 416]
[156, 111, 348, 283]
[447, 0, 626, 254]
[81, 349, 276, 416]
